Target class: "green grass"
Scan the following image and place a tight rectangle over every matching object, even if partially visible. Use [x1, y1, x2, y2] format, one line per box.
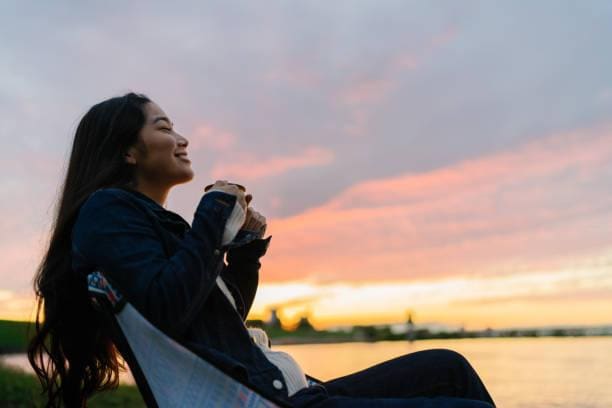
[0, 320, 31, 354]
[0, 362, 145, 407]
[0, 360, 42, 407]
[0, 319, 145, 406]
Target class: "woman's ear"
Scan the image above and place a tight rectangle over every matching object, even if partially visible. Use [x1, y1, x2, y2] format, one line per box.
[124, 147, 137, 165]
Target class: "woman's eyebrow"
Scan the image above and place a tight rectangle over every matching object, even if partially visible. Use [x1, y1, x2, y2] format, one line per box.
[152, 116, 173, 126]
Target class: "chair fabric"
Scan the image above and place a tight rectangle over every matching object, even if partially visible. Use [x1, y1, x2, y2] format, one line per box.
[87, 270, 285, 408]
[87, 270, 492, 408]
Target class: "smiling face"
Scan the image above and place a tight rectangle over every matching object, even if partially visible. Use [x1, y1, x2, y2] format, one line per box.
[125, 101, 194, 190]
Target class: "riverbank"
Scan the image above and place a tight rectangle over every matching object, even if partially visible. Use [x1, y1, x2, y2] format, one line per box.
[3, 318, 612, 352]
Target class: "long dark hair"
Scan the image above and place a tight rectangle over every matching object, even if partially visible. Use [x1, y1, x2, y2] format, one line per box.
[27, 92, 152, 407]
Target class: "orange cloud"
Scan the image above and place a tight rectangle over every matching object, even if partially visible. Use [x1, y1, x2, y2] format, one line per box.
[248, 260, 612, 329]
[260, 124, 612, 284]
[0, 232, 45, 321]
[211, 146, 334, 181]
[0, 290, 36, 321]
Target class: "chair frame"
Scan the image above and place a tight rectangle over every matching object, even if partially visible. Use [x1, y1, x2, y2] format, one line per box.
[87, 270, 307, 408]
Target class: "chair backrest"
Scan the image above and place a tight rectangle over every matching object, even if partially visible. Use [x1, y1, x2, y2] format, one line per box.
[87, 270, 285, 408]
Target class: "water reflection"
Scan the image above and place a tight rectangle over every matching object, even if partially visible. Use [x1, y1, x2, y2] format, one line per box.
[1, 353, 136, 385]
[2, 337, 611, 407]
[277, 337, 612, 408]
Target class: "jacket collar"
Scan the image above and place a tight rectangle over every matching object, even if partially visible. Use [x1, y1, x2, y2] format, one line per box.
[119, 187, 165, 209]
[118, 187, 191, 236]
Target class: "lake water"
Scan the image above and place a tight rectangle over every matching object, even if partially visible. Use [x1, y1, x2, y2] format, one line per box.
[3, 337, 611, 407]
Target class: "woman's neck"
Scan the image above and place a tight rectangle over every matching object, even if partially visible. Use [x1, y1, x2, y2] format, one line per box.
[130, 181, 170, 207]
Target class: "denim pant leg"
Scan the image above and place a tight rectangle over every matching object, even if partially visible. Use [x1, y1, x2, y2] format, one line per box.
[291, 395, 494, 408]
[320, 348, 496, 406]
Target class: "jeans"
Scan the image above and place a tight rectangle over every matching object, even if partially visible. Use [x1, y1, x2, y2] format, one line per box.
[289, 349, 496, 407]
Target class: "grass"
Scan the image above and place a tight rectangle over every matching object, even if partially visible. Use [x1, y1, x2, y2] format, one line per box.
[0, 360, 42, 407]
[0, 362, 145, 407]
[0, 320, 31, 354]
[0, 319, 145, 406]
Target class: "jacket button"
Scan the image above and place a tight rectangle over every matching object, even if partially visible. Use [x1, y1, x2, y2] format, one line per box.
[272, 379, 283, 390]
[213, 249, 221, 256]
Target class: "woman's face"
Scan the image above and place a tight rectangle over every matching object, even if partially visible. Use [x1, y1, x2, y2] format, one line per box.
[127, 101, 194, 188]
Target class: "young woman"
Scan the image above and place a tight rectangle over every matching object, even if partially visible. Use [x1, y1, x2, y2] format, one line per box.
[28, 92, 496, 407]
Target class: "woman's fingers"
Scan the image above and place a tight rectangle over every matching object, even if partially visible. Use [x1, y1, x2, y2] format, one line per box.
[253, 210, 266, 224]
[244, 208, 266, 232]
[205, 180, 247, 210]
[211, 186, 265, 233]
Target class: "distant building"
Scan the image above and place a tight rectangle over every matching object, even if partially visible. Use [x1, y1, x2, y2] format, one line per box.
[295, 315, 316, 332]
[406, 311, 415, 342]
[267, 308, 282, 329]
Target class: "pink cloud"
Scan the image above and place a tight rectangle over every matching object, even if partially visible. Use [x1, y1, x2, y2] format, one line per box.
[430, 26, 458, 47]
[335, 26, 458, 138]
[260, 124, 612, 283]
[210, 146, 334, 181]
[265, 62, 322, 88]
[339, 79, 392, 105]
[342, 108, 370, 137]
[0, 232, 46, 292]
[394, 54, 419, 70]
[189, 123, 237, 152]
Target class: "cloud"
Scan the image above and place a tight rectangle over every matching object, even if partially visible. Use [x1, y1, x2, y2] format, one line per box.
[430, 25, 458, 48]
[265, 62, 322, 88]
[248, 259, 612, 329]
[2, 2, 612, 329]
[450, 287, 612, 306]
[0, 290, 36, 321]
[189, 123, 237, 152]
[0, 232, 47, 291]
[340, 79, 393, 105]
[332, 25, 458, 138]
[210, 146, 334, 181]
[260, 124, 612, 283]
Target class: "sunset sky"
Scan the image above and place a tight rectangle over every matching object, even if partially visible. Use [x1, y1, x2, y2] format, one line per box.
[1, 1, 611, 330]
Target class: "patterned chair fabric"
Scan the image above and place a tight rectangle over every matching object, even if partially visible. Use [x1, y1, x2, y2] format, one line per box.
[87, 270, 284, 408]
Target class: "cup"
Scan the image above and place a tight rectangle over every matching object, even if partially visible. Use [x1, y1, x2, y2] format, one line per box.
[204, 182, 246, 193]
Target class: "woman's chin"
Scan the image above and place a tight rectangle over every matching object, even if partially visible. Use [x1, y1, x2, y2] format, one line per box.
[183, 171, 195, 183]
[174, 169, 195, 185]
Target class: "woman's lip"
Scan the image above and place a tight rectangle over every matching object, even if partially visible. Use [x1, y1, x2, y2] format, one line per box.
[176, 155, 190, 162]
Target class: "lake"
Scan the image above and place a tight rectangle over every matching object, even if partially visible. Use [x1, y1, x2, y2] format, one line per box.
[2, 336, 611, 407]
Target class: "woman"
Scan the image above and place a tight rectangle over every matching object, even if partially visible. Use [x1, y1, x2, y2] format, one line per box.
[28, 92, 496, 407]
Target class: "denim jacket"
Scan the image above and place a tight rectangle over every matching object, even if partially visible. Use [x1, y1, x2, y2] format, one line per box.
[71, 187, 291, 402]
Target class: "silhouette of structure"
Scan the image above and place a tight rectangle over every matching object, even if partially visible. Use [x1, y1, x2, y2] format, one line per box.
[295, 314, 315, 332]
[406, 311, 415, 342]
[267, 308, 282, 329]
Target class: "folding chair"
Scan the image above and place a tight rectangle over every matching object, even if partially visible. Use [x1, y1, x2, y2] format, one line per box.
[87, 270, 304, 408]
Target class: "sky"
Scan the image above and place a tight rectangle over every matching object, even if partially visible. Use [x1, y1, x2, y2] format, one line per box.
[1, 1, 611, 330]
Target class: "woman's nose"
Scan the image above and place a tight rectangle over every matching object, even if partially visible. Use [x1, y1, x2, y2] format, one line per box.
[177, 133, 189, 148]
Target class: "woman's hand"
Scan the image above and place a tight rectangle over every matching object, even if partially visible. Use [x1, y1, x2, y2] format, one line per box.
[242, 191, 266, 234]
[205, 180, 248, 210]
[242, 207, 267, 236]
